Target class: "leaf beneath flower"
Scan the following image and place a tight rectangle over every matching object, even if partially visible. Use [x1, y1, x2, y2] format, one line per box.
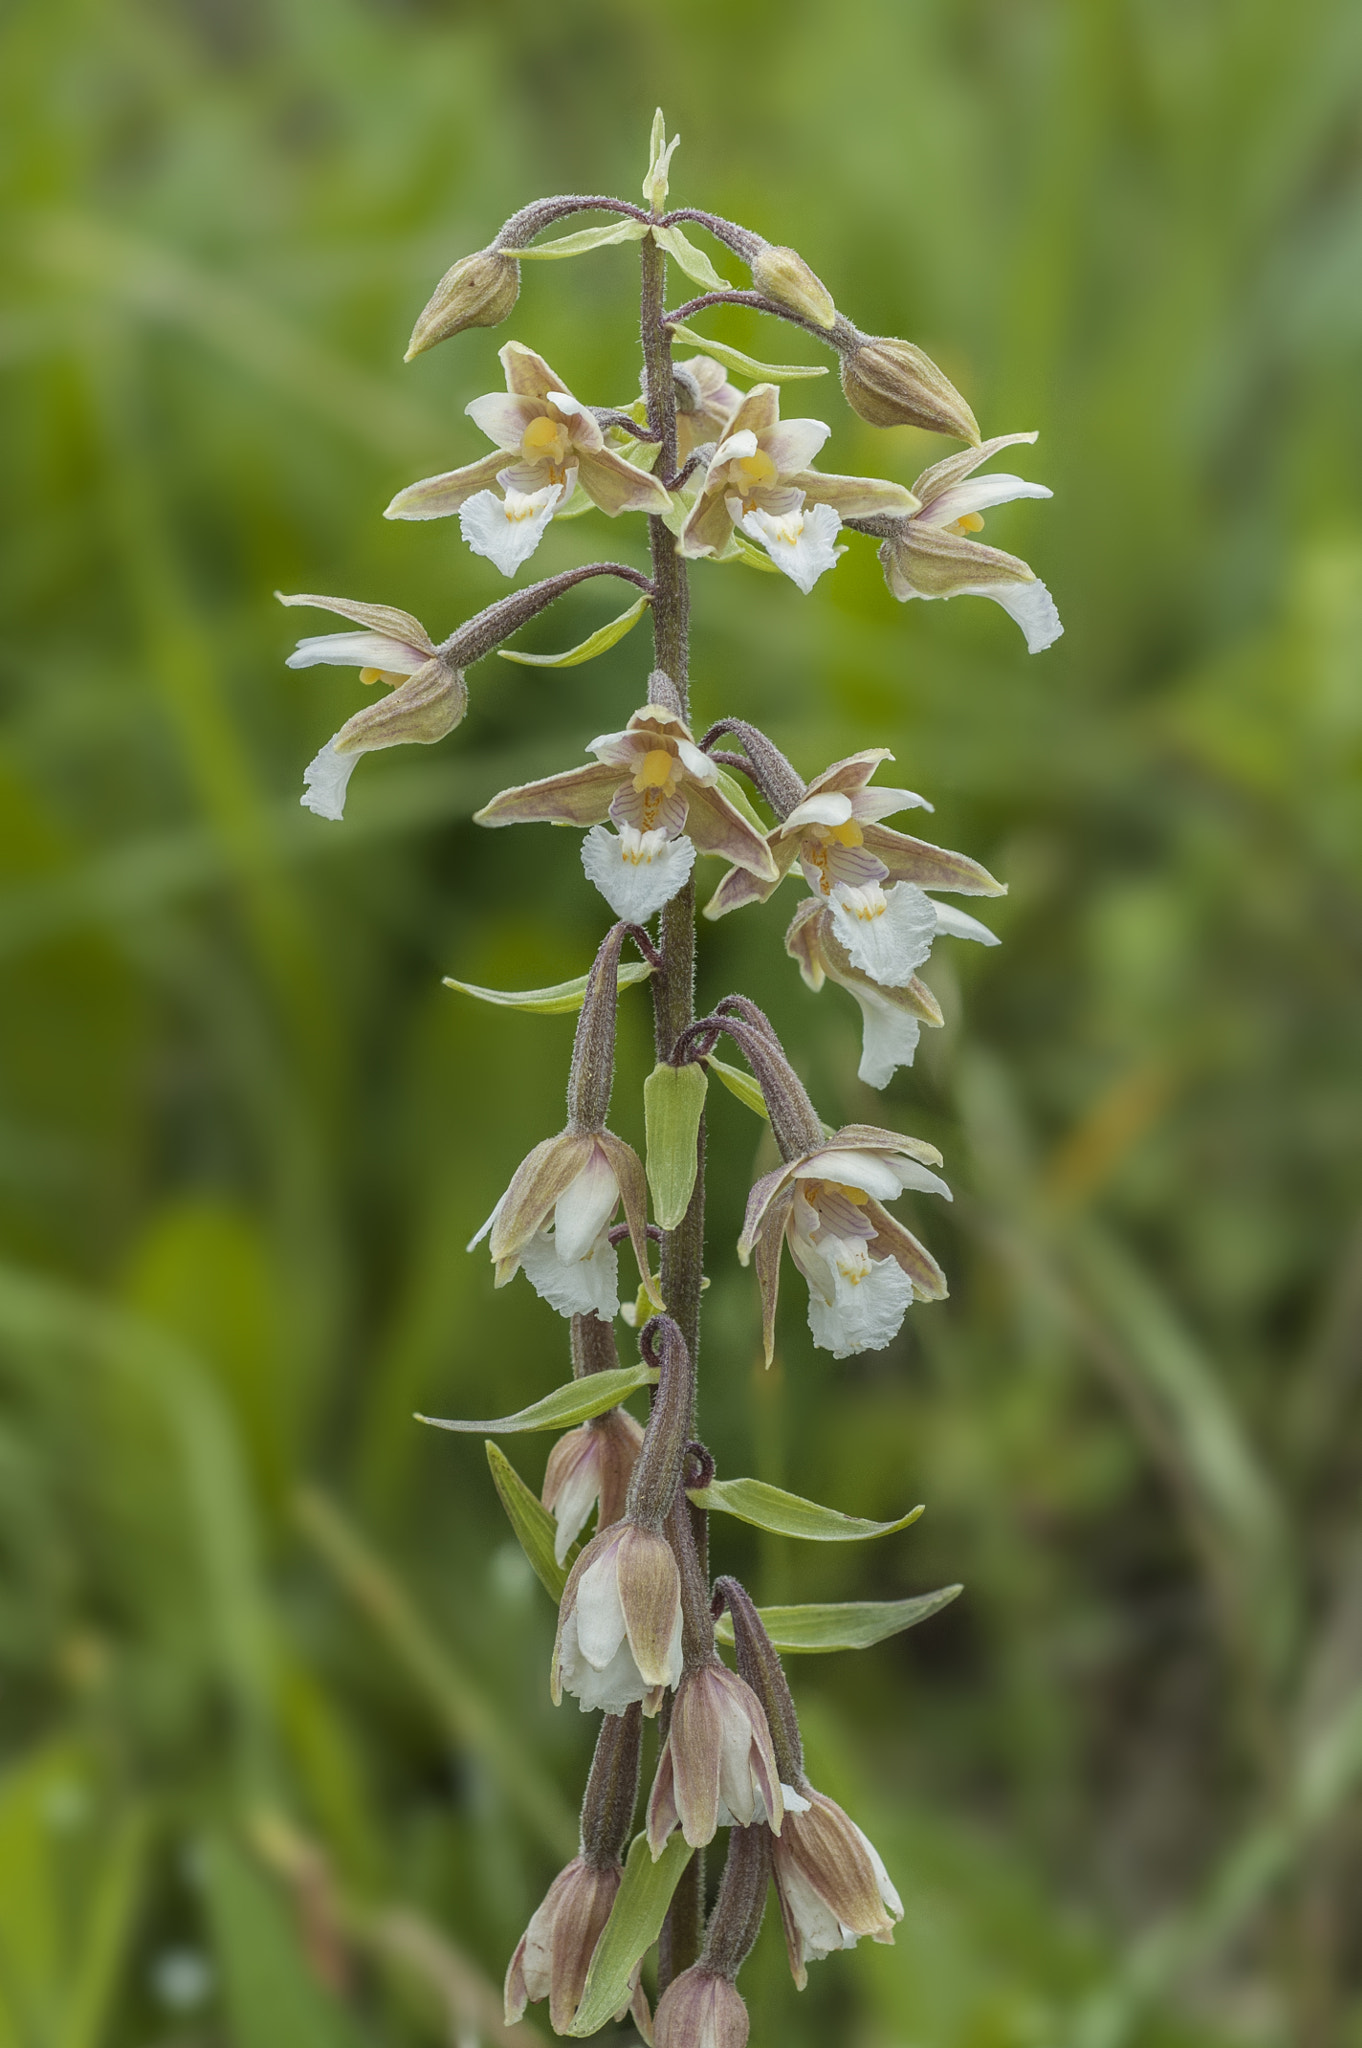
[688, 1475, 924, 1542]
[498, 594, 652, 669]
[443, 960, 654, 1014]
[651, 223, 731, 293]
[702, 1055, 768, 1121]
[667, 321, 829, 382]
[419, 1365, 657, 1438]
[517, 219, 650, 259]
[713, 1586, 962, 1653]
[484, 1442, 569, 1600]
[569, 1832, 694, 2038]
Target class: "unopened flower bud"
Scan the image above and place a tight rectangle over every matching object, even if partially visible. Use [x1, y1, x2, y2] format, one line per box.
[552, 1520, 683, 1716]
[840, 335, 980, 443]
[647, 1663, 784, 1852]
[404, 248, 520, 361]
[654, 1966, 749, 2048]
[751, 244, 836, 329]
[543, 1408, 644, 1565]
[505, 1856, 643, 2034]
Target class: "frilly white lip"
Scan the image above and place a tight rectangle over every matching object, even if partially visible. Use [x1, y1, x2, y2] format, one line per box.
[738, 501, 845, 593]
[582, 824, 696, 922]
[301, 739, 359, 821]
[459, 480, 563, 578]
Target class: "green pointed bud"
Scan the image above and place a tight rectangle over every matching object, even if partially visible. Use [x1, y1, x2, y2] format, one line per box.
[840, 335, 980, 443]
[404, 247, 520, 360]
[751, 243, 836, 329]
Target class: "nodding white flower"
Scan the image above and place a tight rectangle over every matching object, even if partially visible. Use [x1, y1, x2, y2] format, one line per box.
[279, 593, 467, 821]
[738, 500, 845, 593]
[878, 431, 1062, 652]
[827, 880, 939, 988]
[458, 478, 563, 578]
[654, 1967, 749, 2048]
[472, 1128, 655, 1324]
[647, 1664, 784, 1854]
[385, 340, 672, 542]
[771, 1785, 903, 1990]
[679, 383, 918, 563]
[786, 887, 999, 1089]
[504, 1855, 648, 2035]
[739, 1127, 951, 1361]
[552, 1520, 683, 1716]
[477, 704, 779, 884]
[673, 354, 743, 462]
[704, 747, 1004, 921]
[581, 822, 696, 923]
[542, 1408, 644, 1566]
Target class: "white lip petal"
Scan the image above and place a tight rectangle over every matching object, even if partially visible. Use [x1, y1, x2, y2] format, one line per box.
[458, 484, 561, 578]
[829, 881, 938, 987]
[807, 1255, 914, 1358]
[287, 631, 425, 671]
[557, 1612, 649, 1714]
[466, 1191, 505, 1253]
[919, 474, 1052, 527]
[976, 576, 1064, 652]
[553, 1149, 621, 1266]
[518, 1228, 620, 1319]
[581, 825, 695, 924]
[782, 791, 854, 833]
[301, 739, 359, 820]
[845, 983, 923, 1089]
[852, 1819, 904, 1919]
[550, 1454, 601, 1566]
[739, 502, 845, 594]
[932, 901, 1000, 945]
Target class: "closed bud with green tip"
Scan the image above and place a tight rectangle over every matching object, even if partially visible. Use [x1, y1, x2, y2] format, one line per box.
[405, 247, 520, 359]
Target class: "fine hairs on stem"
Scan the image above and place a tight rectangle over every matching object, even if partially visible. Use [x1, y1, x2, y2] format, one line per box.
[280, 107, 1057, 2040]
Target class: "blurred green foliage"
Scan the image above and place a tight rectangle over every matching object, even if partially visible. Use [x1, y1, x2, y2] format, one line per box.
[2, 0, 1361, 2042]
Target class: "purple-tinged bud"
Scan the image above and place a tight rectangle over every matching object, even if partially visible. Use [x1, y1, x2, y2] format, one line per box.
[840, 334, 980, 443]
[771, 1788, 903, 1989]
[647, 1663, 784, 1853]
[543, 1408, 644, 1565]
[653, 1966, 749, 2048]
[751, 243, 836, 329]
[405, 247, 520, 360]
[552, 1521, 683, 1716]
[504, 1855, 646, 2033]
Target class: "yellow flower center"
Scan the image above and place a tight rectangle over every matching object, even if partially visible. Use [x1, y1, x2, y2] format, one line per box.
[633, 748, 677, 790]
[521, 414, 572, 476]
[824, 819, 864, 849]
[359, 667, 406, 688]
[733, 447, 778, 508]
[949, 511, 985, 535]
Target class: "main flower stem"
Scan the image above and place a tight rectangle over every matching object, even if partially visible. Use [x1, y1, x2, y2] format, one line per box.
[640, 221, 707, 1990]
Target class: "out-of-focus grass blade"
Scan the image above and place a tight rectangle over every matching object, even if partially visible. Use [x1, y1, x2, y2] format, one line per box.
[690, 1475, 924, 1542]
[417, 1363, 655, 1434]
[443, 960, 653, 1013]
[569, 1832, 693, 2037]
[714, 1588, 961, 1653]
[484, 1443, 570, 1602]
[202, 1836, 373, 2048]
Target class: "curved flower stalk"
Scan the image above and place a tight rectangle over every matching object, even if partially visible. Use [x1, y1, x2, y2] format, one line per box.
[384, 340, 670, 575]
[875, 431, 1063, 650]
[738, 1125, 951, 1360]
[279, 594, 467, 820]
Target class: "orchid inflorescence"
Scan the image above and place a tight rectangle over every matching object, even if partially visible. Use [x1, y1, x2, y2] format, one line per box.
[280, 114, 1057, 2047]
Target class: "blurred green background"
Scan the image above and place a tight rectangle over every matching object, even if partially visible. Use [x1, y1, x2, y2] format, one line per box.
[3, 0, 1362, 2043]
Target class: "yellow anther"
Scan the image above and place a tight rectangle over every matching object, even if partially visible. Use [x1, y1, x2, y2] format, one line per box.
[825, 819, 865, 849]
[952, 511, 985, 534]
[359, 667, 402, 688]
[522, 414, 570, 465]
[633, 748, 676, 790]
[831, 1182, 871, 1206]
[735, 449, 777, 491]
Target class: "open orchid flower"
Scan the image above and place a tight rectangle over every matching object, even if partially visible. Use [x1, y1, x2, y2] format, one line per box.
[673, 354, 743, 462]
[679, 384, 917, 591]
[384, 341, 671, 575]
[477, 704, 778, 922]
[470, 1128, 655, 1323]
[739, 1126, 950, 1360]
[280, 593, 466, 821]
[705, 748, 1003, 920]
[877, 431, 1062, 651]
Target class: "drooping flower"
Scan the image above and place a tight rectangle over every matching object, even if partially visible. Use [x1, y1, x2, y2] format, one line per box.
[504, 1854, 648, 2034]
[279, 593, 467, 821]
[653, 1967, 749, 2048]
[471, 1128, 654, 1323]
[739, 1127, 951, 1361]
[647, 1663, 785, 1854]
[673, 354, 743, 462]
[552, 1519, 683, 1716]
[542, 1407, 644, 1566]
[704, 747, 1003, 920]
[384, 341, 672, 575]
[476, 703, 778, 920]
[877, 431, 1062, 651]
[678, 384, 917, 589]
[771, 1786, 903, 1990]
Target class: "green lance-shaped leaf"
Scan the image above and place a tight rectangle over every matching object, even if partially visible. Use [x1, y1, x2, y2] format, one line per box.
[651, 223, 732, 293]
[485, 1441, 568, 1601]
[497, 594, 652, 669]
[517, 220, 650, 259]
[644, 1061, 709, 1230]
[569, 1832, 694, 2038]
[688, 1475, 924, 1543]
[703, 1055, 769, 1121]
[667, 321, 830, 382]
[443, 960, 655, 1015]
[418, 1364, 657, 1436]
[713, 1586, 962, 1654]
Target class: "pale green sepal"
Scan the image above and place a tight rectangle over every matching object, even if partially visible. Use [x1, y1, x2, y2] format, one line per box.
[642, 110, 680, 213]
[713, 767, 770, 833]
[713, 1586, 962, 1653]
[497, 594, 652, 669]
[667, 322, 829, 382]
[545, 480, 594, 521]
[485, 1442, 569, 1601]
[644, 1061, 709, 1231]
[702, 1056, 769, 1121]
[652, 224, 731, 293]
[443, 960, 655, 1014]
[419, 1365, 657, 1437]
[570, 1831, 694, 2036]
[731, 530, 784, 574]
[518, 220, 650, 259]
[688, 1476, 924, 1542]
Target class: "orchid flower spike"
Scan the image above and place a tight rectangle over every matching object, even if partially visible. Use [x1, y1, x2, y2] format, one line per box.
[739, 1124, 952, 1360]
[384, 341, 671, 578]
[878, 431, 1062, 651]
[279, 593, 466, 821]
